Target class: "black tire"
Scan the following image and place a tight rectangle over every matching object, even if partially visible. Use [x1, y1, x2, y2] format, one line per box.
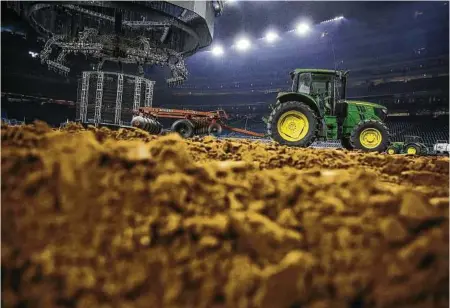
[420, 144, 428, 155]
[131, 116, 162, 134]
[267, 101, 318, 147]
[386, 146, 398, 155]
[350, 119, 390, 152]
[208, 123, 222, 136]
[405, 143, 421, 155]
[171, 119, 194, 138]
[341, 137, 353, 150]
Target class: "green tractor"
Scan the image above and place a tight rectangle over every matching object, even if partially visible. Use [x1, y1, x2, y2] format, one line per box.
[386, 136, 428, 155]
[267, 69, 390, 152]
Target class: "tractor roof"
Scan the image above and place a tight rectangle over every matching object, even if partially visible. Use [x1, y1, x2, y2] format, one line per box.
[290, 69, 348, 79]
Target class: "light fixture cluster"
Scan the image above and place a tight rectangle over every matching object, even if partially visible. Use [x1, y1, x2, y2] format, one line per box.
[320, 16, 344, 24]
[209, 16, 344, 56]
[28, 51, 39, 58]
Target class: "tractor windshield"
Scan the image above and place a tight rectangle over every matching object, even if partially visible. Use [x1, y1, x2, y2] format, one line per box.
[311, 74, 332, 97]
[405, 136, 423, 143]
[292, 73, 312, 94]
[293, 73, 332, 96]
[293, 72, 346, 101]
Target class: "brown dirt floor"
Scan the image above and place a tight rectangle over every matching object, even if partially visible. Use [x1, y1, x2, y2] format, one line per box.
[1, 121, 449, 308]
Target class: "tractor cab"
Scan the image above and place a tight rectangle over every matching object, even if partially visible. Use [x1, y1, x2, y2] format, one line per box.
[290, 69, 348, 115]
[404, 135, 424, 143]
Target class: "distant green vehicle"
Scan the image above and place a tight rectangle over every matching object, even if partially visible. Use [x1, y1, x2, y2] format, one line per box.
[386, 136, 428, 155]
[267, 69, 390, 152]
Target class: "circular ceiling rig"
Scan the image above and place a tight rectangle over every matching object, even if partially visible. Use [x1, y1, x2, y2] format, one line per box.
[10, 1, 224, 86]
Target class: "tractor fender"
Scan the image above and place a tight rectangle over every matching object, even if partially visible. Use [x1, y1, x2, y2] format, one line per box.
[276, 92, 322, 117]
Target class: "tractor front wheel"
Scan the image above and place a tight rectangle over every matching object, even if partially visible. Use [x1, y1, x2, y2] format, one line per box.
[386, 146, 398, 155]
[267, 101, 318, 147]
[350, 120, 390, 152]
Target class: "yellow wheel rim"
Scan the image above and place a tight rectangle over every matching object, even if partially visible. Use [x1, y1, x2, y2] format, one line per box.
[359, 128, 382, 149]
[387, 148, 395, 154]
[277, 110, 309, 142]
[407, 147, 417, 155]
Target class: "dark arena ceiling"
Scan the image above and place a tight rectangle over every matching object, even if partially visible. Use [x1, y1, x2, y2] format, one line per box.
[5, 1, 225, 85]
[1, 1, 448, 98]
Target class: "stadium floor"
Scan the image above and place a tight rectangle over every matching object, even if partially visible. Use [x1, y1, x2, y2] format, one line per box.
[2, 121, 449, 308]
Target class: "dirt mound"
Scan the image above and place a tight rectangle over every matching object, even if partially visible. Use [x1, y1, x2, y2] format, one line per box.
[2, 122, 449, 308]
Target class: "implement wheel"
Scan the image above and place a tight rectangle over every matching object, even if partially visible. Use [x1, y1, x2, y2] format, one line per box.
[208, 123, 222, 136]
[350, 120, 390, 152]
[171, 119, 194, 138]
[267, 101, 318, 147]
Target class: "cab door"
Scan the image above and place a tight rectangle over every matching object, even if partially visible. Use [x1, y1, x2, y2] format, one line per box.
[311, 73, 333, 114]
[331, 75, 346, 116]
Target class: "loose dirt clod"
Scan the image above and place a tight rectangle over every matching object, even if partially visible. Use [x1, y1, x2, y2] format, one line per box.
[2, 122, 449, 308]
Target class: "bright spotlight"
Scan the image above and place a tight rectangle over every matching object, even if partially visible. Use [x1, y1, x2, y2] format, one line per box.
[28, 51, 38, 58]
[265, 30, 279, 43]
[211, 45, 224, 56]
[296, 23, 310, 35]
[235, 38, 251, 51]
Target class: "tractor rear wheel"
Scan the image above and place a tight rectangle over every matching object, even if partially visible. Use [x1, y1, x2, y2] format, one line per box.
[171, 119, 194, 138]
[405, 144, 421, 155]
[386, 146, 398, 154]
[350, 120, 390, 152]
[267, 101, 318, 147]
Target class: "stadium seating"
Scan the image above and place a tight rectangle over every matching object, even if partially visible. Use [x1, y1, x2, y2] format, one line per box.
[386, 116, 448, 145]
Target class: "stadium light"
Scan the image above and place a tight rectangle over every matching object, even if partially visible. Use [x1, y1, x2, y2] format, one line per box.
[320, 16, 345, 24]
[265, 30, 279, 43]
[235, 38, 251, 51]
[28, 51, 38, 58]
[295, 22, 310, 35]
[211, 45, 224, 56]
